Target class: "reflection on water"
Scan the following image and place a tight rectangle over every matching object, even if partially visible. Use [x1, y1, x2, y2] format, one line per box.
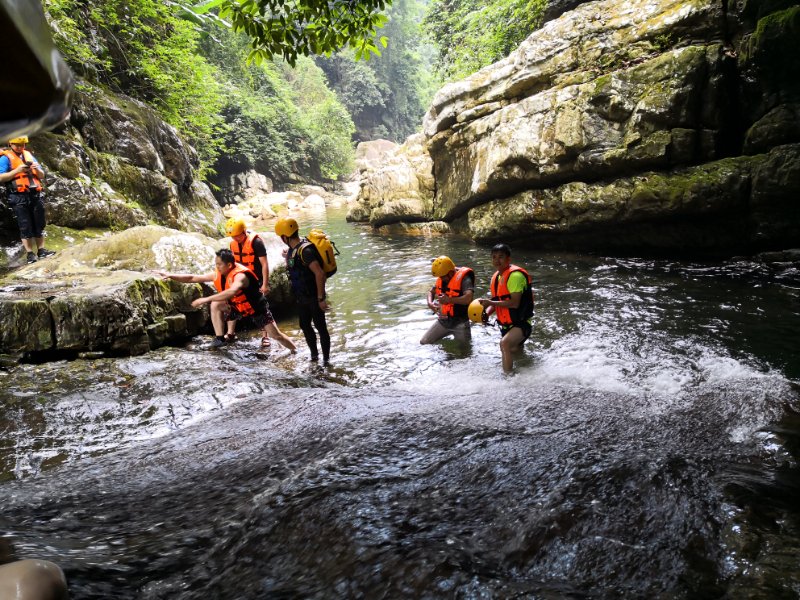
[1, 208, 800, 597]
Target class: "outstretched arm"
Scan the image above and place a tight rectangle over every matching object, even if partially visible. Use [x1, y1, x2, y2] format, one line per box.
[191, 273, 246, 307]
[155, 270, 214, 284]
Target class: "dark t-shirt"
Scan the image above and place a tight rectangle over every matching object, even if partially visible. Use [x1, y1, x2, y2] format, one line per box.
[287, 240, 323, 302]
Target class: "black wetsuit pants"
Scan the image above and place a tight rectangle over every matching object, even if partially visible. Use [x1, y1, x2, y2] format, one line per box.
[297, 300, 330, 361]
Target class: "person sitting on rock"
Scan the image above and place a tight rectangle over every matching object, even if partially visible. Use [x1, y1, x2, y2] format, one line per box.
[420, 255, 475, 345]
[0, 136, 56, 264]
[225, 217, 271, 347]
[156, 248, 296, 352]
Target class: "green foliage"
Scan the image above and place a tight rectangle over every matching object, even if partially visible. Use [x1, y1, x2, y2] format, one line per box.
[202, 28, 355, 181]
[216, 0, 392, 67]
[423, 0, 547, 80]
[43, 0, 227, 177]
[316, 0, 438, 142]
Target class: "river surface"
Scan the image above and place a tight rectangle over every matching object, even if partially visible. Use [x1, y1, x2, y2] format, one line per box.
[1, 208, 799, 598]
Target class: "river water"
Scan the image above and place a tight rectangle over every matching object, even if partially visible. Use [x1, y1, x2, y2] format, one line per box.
[1, 208, 799, 598]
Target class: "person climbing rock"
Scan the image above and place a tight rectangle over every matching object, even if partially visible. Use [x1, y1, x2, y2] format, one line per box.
[157, 248, 296, 352]
[420, 255, 475, 345]
[0, 136, 56, 264]
[478, 243, 534, 373]
[225, 217, 271, 348]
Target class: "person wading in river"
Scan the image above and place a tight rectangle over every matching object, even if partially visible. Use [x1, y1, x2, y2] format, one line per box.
[479, 243, 534, 373]
[156, 248, 296, 352]
[421, 255, 475, 345]
[0, 136, 56, 264]
[225, 217, 271, 348]
[275, 216, 331, 364]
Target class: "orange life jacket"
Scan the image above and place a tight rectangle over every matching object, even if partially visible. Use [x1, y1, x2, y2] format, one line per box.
[213, 263, 260, 317]
[2, 149, 42, 192]
[229, 232, 263, 280]
[435, 266, 474, 319]
[490, 265, 534, 327]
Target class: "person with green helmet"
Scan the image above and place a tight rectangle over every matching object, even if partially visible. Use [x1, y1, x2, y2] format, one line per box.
[421, 255, 475, 345]
[275, 216, 332, 364]
[478, 243, 534, 373]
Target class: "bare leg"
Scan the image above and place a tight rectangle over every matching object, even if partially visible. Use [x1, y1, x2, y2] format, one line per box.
[34, 236, 44, 251]
[209, 300, 228, 336]
[500, 327, 526, 373]
[20, 238, 34, 253]
[420, 320, 450, 345]
[264, 322, 296, 352]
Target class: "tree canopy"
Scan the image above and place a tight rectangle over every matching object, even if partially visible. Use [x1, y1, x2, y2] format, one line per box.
[181, 0, 392, 66]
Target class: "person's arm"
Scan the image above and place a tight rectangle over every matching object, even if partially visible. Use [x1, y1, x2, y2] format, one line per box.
[155, 270, 214, 284]
[28, 158, 44, 180]
[0, 156, 28, 184]
[438, 275, 474, 306]
[307, 260, 329, 311]
[258, 255, 270, 295]
[427, 286, 438, 313]
[192, 272, 246, 307]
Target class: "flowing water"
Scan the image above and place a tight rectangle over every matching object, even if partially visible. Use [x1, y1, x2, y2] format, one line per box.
[1, 208, 799, 598]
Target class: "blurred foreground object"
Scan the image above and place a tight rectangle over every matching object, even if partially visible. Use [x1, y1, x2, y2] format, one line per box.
[0, 0, 73, 140]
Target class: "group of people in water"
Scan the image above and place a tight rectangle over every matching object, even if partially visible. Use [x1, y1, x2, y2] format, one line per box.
[158, 216, 332, 364]
[422, 244, 535, 373]
[161, 217, 534, 373]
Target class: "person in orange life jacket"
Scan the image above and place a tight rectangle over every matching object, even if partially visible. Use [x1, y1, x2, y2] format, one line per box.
[224, 217, 271, 347]
[0, 137, 56, 264]
[156, 248, 296, 351]
[478, 243, 534, 373]
[420, 255, 475, 345]
[275, 216, 331, 364]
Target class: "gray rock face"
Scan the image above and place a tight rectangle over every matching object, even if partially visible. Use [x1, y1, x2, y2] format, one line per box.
[11, 83, 224, 240]
[356, 0, 800, 254]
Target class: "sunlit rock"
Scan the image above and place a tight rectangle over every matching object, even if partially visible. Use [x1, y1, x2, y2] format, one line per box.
[356, 0, 800, 254]
[349, 134, 434, 226]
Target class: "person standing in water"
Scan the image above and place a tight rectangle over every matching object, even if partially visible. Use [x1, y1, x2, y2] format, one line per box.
[420, 255, 475, 345]
[275, 217, 331, 364]
[479, 243, 534, 373]
[224, 217, 271, 347]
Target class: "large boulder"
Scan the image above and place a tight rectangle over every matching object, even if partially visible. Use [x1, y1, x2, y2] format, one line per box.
[0, 226, 293, 358]
[348, 134, 435, 225]
[4, 83, 226, 240]
[356, 0, 800, 254]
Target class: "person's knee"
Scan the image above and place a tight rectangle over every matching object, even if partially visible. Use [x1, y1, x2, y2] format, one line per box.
[0, 559, 68, 600]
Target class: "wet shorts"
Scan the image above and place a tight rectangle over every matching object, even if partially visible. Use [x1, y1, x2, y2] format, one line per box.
[500, 321, 532, 342]
[227, 299, 275, 329]
[8, 192, 46, 239]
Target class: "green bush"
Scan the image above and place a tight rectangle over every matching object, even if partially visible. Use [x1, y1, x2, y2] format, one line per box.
[424, 0, 547, 81]
[44, 0, 227, 177]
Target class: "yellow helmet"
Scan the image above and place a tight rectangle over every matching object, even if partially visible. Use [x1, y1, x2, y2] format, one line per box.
[8, 136, 28, 145]
[468, 299, 485, 324]
[275, 217, 299, 238]
[225, 217, 246, 236]
[431, 255, 455, 278]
